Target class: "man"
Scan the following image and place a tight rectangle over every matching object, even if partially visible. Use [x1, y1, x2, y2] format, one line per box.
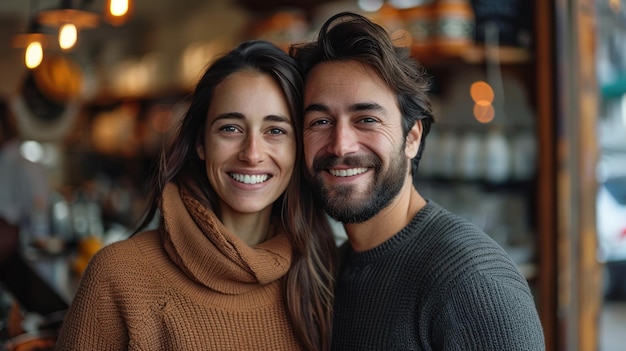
[291, 12, 545, 350]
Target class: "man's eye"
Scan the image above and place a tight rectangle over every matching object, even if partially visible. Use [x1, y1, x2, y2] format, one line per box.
[310, 119, 330, 126]
[359, 117, 377, 124]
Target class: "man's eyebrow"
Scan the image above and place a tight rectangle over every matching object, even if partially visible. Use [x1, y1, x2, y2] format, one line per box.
[349, 102, 385, 113]
[304, 103, 328, 114]
[304, 102, 386, 114]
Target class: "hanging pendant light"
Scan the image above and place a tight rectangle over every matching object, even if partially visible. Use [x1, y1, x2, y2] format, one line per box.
[58, 22, 78, 50]
[37, 0, 100, 51]
[12, 19, 53, 70]
[105, 0, 133, 26]
[24, 41, 44, 69]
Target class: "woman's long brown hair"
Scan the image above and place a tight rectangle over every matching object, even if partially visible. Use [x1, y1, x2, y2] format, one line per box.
[133, 40, 337, 351]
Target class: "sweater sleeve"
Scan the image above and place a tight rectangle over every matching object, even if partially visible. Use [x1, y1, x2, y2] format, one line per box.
[432, 272, 545, 350]
[55, 245, 129, 350]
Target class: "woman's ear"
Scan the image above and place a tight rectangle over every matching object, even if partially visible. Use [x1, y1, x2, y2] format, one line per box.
[196, 143, 206, 160]
[405, 120, 423, 158]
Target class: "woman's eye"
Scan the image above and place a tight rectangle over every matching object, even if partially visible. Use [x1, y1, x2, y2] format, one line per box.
[268, 128, 286, 135]
[219, 125, 239, 133]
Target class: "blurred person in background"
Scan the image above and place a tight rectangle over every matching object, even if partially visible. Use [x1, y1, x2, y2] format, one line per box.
[0, 99, 49, 264]
[55, 40, 337, 350]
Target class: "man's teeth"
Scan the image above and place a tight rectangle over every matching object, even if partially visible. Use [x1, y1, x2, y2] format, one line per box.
[230, 173, 269, 184]
[329, 168, 368, 177]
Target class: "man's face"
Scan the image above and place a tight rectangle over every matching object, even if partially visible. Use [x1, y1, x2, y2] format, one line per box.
[302, 60, 413, 223]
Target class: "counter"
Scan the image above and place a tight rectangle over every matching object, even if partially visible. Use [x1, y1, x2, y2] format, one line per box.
[0, 247, 78, 317]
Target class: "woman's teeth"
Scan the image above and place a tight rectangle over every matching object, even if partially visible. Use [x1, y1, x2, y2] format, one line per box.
[229, 173, 269, 184]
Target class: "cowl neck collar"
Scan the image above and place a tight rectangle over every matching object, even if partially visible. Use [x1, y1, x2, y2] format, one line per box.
[160, 183, 292, 294]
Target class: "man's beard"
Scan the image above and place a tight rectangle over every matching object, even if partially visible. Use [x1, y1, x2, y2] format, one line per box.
[310, 150, 407, 224]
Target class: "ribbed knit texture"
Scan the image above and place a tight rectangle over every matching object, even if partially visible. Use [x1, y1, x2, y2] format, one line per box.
[331, 200, 545, 351]
[56, 183, 302, 350]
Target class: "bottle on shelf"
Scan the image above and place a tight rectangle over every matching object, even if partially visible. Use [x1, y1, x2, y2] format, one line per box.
[483, 125, 511, 184]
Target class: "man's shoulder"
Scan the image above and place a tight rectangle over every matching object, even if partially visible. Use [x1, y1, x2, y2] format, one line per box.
[412, 201, 490, 251]
[411, 201, 524, 278]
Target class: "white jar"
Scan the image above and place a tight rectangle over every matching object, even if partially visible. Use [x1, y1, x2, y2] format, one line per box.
[437, 129, 459, 180]
[418, 129, 438, 178]
[457, 130, 484, 181]
[511, 129, 537, 181]
[484, 127, 511, 183]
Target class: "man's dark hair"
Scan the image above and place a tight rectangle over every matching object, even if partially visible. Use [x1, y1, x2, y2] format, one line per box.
[290, 11, 435, 178]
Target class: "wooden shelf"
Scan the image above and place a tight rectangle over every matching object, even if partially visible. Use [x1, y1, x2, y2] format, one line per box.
[412, 43, 532, 66]
[461, 45, 532, 64]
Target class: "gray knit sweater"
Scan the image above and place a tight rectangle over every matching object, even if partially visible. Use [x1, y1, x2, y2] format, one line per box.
[331, 200, 545, 350]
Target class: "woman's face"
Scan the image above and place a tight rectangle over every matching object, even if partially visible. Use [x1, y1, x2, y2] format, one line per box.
[196, 70, 296, 221]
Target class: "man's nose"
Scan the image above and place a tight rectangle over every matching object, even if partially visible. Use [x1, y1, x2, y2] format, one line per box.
[327, 122, 359, 156]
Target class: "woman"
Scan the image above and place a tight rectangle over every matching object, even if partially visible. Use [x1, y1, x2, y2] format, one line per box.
[56, 40, 337, 350]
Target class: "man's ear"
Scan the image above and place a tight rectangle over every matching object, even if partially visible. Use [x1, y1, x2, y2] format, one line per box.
[405, 120, 423, 158]
[196, 143, 206, 160]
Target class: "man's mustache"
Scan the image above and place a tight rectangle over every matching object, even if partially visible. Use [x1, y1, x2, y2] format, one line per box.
[311, 154, 381, 172]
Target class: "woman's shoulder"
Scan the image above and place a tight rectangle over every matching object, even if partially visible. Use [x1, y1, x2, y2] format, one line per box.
[98, 230, 160, 256]
[85, 230, 163, 278]
[74, 230, 173, 304]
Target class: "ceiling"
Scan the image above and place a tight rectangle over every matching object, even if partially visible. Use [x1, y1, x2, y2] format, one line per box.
[0, 0, 230, 94]
[0, 0, 248, 53]
[0, 0, 348, 97]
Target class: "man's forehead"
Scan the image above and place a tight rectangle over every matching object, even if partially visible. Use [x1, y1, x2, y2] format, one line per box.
[307, 62, 389, 92]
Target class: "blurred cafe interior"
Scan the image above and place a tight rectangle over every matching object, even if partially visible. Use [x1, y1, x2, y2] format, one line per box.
[0, 0, 625, 350]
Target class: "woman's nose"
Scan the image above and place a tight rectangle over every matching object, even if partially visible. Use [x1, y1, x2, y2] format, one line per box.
[239, 133, 265, 164]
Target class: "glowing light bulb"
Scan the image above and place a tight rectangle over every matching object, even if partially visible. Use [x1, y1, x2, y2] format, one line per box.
[110, 0, 129, 17]
[20, 140, 45, 163]
[358, 0, 383, 12]
[470, 81, 495, 104]
[609, 0, 621, 14]
[473, 101, 495, 123]
[59, 23, 78, 50]
[25, 41, 43, 69]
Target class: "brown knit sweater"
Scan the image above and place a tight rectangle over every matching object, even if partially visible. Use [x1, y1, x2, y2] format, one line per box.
[55, 183, 302, 350]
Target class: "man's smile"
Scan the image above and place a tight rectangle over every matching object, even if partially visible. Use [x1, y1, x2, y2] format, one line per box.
[328, 168, 368, 177]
